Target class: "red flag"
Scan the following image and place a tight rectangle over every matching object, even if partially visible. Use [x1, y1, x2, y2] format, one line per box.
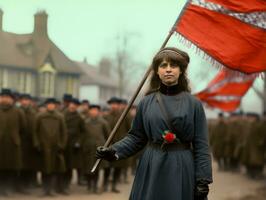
[195, 69, 255, 112]
[176, 0, 266, 74]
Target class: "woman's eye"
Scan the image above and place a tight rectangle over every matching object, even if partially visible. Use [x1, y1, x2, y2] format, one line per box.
[159, 63, 168, 68]
[171, 63, 179, 67]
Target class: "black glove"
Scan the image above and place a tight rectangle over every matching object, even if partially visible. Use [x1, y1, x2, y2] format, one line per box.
[194, 180, 209, 200]
[96, 146, 117, 162]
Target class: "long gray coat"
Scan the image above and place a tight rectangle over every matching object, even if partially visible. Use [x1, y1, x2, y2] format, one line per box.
[113, 92, 213, 200]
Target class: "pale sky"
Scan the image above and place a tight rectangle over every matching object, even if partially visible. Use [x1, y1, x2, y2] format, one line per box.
[0, 0, 263, 115]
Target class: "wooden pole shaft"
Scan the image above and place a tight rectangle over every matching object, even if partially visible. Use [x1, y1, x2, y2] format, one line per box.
[91, 26, 176, 173]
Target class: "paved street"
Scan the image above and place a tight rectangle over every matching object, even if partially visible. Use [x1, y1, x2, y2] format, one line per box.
[0, 162, 265, 200]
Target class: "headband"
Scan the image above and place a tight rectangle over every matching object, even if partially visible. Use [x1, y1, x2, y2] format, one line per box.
[158, 49, 182, 57]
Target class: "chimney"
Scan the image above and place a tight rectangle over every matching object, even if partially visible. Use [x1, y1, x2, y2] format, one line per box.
[33, 10, 48, 36]
[99, 58, 112, 77]
[0, 9, 3, 31]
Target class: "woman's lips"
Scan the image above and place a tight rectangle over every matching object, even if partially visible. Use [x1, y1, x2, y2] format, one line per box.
[164, 75, 173, 78]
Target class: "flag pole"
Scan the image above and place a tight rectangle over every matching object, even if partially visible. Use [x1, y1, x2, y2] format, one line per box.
[91, 22, 178, 173]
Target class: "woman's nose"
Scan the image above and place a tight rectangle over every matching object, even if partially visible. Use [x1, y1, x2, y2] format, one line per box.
[166, 65, 172, 71]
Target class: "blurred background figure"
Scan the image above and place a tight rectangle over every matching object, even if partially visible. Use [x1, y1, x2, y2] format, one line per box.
[79, 100, 90, 120]
[18, 94, 38, 191]
[210, 112, 227, 171]
[34, 98, 67, 196]
[83, 104, 110, 193]
[61, 94, 73, 112]
[0, 89, 26, 196]
[63, 98, 86, 192]
[242, 113, 265, 180]
[63, 98, 86, 193]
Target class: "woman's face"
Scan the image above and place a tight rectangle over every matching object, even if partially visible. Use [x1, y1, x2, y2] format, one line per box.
[157, 59, 181, 86]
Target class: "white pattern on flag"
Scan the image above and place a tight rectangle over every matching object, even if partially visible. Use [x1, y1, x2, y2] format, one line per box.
[205, 74, 254, 93]
[210, 95, 241, 101]
[191, 0, 266, 30]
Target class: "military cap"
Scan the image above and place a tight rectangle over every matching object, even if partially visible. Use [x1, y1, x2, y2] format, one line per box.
[89, 104, 101, 110]
[107, 97, 122, 104]
[0, 88, 15, 98]
[44, 98, 57, 104]
[63, 93, 73, 101]
[81, 99, 90, 104]
[19, 93, 32, 100]
[69, 98, 80, 105]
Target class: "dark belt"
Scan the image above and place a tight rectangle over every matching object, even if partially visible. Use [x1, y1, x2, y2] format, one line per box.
[148, 142, 192, 151]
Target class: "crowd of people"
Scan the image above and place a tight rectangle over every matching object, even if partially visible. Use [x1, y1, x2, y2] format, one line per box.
[209, 112, 266, 179]
[0, 88, 138, 197]
[2, 84, 266, 198]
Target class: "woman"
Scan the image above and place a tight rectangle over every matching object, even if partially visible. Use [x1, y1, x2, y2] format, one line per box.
[96, 47, 213, 200]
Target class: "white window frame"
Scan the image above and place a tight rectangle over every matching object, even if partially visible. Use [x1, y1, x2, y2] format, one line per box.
[39, 63, 56, 98]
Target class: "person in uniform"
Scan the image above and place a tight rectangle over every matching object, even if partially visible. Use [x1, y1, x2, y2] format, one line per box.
[226, 112, 243, 172]
[61, 94, 72, 112]
[18, 94, 38, 190]
[79, 100, 90, 120]
[103, 97, 131, 193]
[212, 112, 227, 171]
[243, 113, 265, 179]
[63, 98, 86, 191]
[34, 98, 68, 196]
[0, 89, 26, 196]
[83, 104, 110, 193]
[96, 47, 213, 200]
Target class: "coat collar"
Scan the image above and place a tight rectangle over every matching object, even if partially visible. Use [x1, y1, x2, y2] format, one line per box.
[159, 83, 182, 96]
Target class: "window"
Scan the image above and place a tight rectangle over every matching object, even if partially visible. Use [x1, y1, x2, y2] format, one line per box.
[17, 72, 33, 94]
[25, 73, 32, 93]
[66, 76, 76, 95]
[0, 69, 8, 88]
[39, 63, 56, 98]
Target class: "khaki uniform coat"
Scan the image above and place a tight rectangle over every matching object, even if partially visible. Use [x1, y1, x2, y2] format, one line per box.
[243, 121, 266, 167]
[34, 111, 67, 174]
[212, 120, 227, 160]
[224, 121, 241, 160]
[20, 106, 38, 170]
[64, 111, 86, 169]
[0, 105, 26, 171]
[104, 110, 132, 168]
[83, 116, 110, 173]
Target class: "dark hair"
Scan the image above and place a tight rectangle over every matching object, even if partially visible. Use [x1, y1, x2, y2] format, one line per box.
[145, 47, 191, 95]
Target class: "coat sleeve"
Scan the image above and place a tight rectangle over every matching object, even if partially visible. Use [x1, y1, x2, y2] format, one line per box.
[192, 100, 213, 183]
[112, 100, 148, 159]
